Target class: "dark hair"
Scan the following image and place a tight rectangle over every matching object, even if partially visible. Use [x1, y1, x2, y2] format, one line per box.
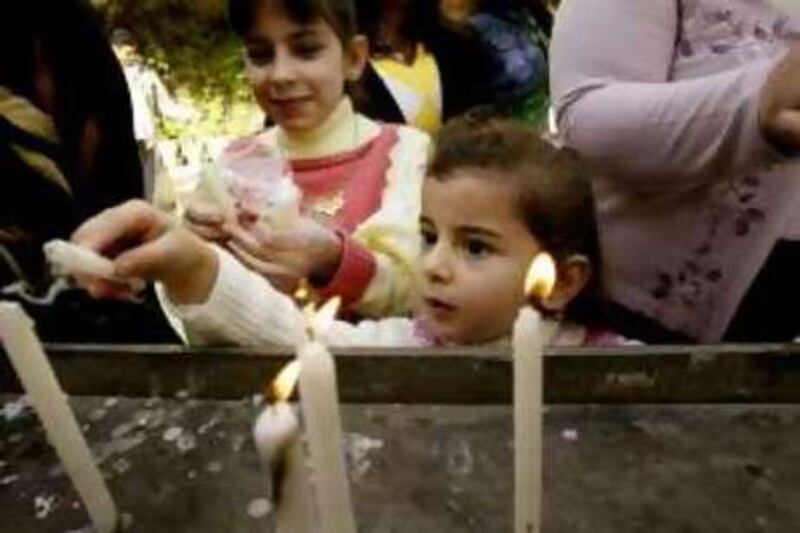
[110, 28, 136, 49]
[229, 0, 358, 43]
[0, 0, 142, 219]
[429, 116, 603, 324]
[0, 0, 142, 286]
[355, 0, 442, 53]
[477, 0, 553, 34]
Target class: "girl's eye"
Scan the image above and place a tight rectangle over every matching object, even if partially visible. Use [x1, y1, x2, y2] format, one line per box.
[464, 238, 492, 258]
[420, 227, 437, 249]
[246, 48, 273, 66]
[293, 42, 324, 59]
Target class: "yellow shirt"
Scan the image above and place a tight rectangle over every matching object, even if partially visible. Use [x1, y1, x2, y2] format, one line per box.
[274, 98, 380, 159]
[371, 44, 443, 134]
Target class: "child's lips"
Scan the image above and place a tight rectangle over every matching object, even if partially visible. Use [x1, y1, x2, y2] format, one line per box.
[423, 296, 457, 317]
[270, 96, 311, 114]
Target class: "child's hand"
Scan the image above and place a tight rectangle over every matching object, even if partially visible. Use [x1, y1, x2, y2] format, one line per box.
[759, 46, 800, 154]
[225, 216, 342, 287]
[184, 203, 232, 244]
[71, 200, 219, 305]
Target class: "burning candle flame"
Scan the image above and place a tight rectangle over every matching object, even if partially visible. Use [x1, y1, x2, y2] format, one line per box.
[293, 279, 311, 303]
[301, 296, 342, 341]
[313, 296, 341, 335]
[269, 359, 301, 403]
[524, 252, 557, 301]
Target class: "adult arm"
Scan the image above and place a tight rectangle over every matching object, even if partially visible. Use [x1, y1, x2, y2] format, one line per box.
[550, 0, 782, 191]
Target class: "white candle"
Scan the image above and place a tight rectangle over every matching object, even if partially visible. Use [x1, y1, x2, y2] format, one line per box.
[253, 360, 316, 532]
[43, 239, 145, 292]
[297, 337, 357, 533]
[253, 297, 356, 533]
[512, 253, 557, 533]
[0, 303, 117, 532]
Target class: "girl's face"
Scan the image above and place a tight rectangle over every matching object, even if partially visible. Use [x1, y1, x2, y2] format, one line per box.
[242, 4, 367, 133]
[416, 171, 541, 345]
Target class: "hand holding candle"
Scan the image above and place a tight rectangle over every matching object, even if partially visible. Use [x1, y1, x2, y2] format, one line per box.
[69, 200, 219, 305]
[513, 252, 558, 533]
[44, 239, 145, 293]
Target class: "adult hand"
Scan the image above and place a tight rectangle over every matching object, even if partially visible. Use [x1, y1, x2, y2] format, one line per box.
[72, 200, 219, 305]
[759, 46, 800, 154]
[225, 216, 342, 288]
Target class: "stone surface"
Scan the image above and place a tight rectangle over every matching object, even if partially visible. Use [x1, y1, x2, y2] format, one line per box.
[2, 396, 800, 532]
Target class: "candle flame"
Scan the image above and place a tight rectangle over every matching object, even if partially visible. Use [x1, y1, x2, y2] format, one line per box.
[270, 359, 300, 402]
[293, 279, 311, 303]
[314, 296, 341, 334]
[524, 252, 557, 301]
[301, 296, 342, 341]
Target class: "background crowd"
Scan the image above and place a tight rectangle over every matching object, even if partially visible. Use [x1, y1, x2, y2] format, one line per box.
[5, 0, 800, 347]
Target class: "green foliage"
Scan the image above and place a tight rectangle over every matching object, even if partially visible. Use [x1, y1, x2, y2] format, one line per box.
[97, 0, 258, 136]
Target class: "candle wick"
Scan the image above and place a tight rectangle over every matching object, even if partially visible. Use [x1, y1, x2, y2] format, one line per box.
[265, 383, 281, 405]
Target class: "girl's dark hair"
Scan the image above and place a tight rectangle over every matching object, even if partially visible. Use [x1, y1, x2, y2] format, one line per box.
[229, 0, 358, 42]
[355, 0, 442, 53]
[429, 116, 603, 324]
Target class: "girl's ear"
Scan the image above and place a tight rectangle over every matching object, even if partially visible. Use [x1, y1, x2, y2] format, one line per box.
[541, 255, 592, 314]
[344, 35, 369, 81]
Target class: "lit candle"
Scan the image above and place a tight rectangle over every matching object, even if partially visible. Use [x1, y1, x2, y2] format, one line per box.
[512, 253, 558, 533]
[253, 360, 317, 532]
[0, 303, 117, 532]
[252, 297, 356, 533]
[297, 297, 357, 533]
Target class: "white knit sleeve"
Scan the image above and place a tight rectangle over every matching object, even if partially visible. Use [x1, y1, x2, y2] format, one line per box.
[158, 246, 305, 347]
[159, 246, 420, 348]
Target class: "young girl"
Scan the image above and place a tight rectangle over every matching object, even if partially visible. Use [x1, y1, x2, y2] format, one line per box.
[72, 118, 626, 347]
[186, 0, 430, 318]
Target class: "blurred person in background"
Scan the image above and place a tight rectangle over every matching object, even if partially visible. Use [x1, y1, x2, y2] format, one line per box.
[111, 28, 197, 202]
[551, 0, 800, 343]
[354, 0, 493, 134]
[468, 0, 552, 125]
[0, 0, 175, 342]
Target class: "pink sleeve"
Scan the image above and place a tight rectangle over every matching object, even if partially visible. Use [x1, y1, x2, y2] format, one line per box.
[550, 0, 783, 191]
[314, 231, 376, 308]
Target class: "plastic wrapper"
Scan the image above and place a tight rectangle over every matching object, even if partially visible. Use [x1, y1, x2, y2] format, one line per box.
[187, 140, 301, 230]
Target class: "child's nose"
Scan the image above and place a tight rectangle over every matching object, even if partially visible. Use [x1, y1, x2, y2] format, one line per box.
[421, 243, 454, 283]
[270, 50, 296, 82]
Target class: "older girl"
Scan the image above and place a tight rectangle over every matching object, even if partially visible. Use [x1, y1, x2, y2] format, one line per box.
[188, 0, 430, 318]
